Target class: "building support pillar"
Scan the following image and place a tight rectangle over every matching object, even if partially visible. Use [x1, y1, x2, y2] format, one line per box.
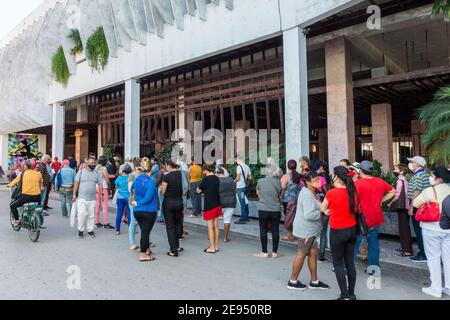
[52, 103, 65, 160]
[0, 134, 9, 170]
[371, 103, 393, 172]
[325, 36, 356, 167]
[124, 79, 141, 158]
[283, 27, 310, 165]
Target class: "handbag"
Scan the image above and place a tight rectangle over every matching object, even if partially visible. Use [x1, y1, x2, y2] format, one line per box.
[70, 199, 78, 228]
[416, 187, 441, 223]
[355, 196, 369, 237]
[11, 171, 25, 200]
[284, 200, 297, 231]
[390, 180, 406, 211]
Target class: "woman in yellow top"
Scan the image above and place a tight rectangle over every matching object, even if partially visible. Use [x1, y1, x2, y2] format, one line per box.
[8, 160, 44, 228]
[188, 160, 203, 218]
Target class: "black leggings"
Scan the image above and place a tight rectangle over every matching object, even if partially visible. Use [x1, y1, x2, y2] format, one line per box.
[258, 211, 281, 254]
[134, 211, 157, 254]
[10, 194, 41, 220]
[330, 227, 357, 299]
[163, 199, 184, 253]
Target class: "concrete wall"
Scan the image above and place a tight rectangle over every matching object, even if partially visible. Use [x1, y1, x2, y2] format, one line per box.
[48, 0, 360, 104]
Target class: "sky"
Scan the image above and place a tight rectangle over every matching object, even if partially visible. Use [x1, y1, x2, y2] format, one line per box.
[0, 0, 44, 40]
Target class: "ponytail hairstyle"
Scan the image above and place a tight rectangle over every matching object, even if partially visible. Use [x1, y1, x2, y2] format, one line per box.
[334, 166, 358, 217]
[287, 160, 300, 184]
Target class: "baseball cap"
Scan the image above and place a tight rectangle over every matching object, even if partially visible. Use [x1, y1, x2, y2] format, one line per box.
[360, 161, 373, 173]
[216, 159, 224, 165]
[407, 156, 427, 168]
[125, 155, 132, 161]
[349, 162, 361, 173]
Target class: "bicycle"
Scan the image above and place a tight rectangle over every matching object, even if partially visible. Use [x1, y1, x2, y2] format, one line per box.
[10, 202, 45, 243]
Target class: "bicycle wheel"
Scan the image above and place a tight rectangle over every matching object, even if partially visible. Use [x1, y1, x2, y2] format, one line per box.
[10, 211, 21, 232]
[28, 214, 40, 243]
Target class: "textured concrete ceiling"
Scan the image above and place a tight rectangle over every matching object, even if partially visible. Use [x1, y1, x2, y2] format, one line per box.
[0, 0, 234, 134]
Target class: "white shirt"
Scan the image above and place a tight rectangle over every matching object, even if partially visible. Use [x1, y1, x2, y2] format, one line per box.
[414, 183, 450, 233]
[236, 163, 251, 189]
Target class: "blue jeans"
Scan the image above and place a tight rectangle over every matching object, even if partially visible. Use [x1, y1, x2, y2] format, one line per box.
[128, 206, 138, 247]
[237, 188, 249, 221]
[116, 197, 130, 232]
[189, 182, 202, 216]
[355, 227, 380, 267]
[412, 212, 426, 258]
[59, 188, 73, 217]
[158, 186, 165, 222]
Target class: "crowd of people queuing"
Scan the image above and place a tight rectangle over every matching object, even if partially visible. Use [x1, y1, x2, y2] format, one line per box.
[6, 150, 450, 300]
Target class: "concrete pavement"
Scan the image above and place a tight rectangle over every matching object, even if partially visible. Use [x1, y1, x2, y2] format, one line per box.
[0, 189, 446, 300]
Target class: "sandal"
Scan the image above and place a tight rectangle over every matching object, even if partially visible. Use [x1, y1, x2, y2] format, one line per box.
[139, 255, 156, 262]
[204, 248, 216, 254]
[177, 248, 184, 252]
[223, 239, 230, 243]
[254, 252, 269, 258]
[130, 245, 140, 252]
[399, 251, 413, 257]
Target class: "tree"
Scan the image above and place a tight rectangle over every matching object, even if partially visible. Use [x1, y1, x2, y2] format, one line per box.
[432, 0, 450, 22]
[416, 87, 450, 166]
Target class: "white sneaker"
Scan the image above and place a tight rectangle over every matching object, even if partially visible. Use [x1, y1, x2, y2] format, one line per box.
[442, 288, 450, 297]
[422, 287, 442, 298]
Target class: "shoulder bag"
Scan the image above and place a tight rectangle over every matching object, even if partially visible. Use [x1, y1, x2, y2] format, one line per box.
[390, 180, 406, 211]
[355, 194, 369, 237]
[416, 187, 441, 223]
[11, 171, 25, 200]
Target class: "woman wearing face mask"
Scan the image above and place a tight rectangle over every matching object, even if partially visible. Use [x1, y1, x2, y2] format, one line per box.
[287, 171, 329, 291]
[413, 168, 450, 299]
[389, 165, 413, 257]
[321, 166, 359, 300]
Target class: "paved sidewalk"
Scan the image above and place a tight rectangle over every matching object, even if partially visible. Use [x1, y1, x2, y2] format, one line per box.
[47, 190, 428, 276]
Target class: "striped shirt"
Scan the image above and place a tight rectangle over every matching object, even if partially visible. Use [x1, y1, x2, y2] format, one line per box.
[408, 169, 431, 200]
[37, 163, 50, 185]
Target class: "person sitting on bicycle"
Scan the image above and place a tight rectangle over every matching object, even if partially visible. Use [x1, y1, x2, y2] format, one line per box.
[8, 160, 43, 228]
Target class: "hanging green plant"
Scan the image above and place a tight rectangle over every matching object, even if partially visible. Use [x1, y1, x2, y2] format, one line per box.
[51, 46, 70, 86]
[432, 0, 450, 22]
[67, 29, 83, 55]
[85, 27, 109, 71]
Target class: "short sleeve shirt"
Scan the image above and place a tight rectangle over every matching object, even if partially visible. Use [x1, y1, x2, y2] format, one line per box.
[236, 163, 251, 189]
[163, 171, 183, 200]
[325, 188, 357, 229]
[408, 170, 432, 200]
[256, 177, 281, 212]
[355, 177, 394, 228]
[75, 169, 102, 201]
[199, 175, 221, 211]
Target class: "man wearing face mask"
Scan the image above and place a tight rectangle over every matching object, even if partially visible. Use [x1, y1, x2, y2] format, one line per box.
[72, 157, 103, 239]
[407, 156, 432, 263]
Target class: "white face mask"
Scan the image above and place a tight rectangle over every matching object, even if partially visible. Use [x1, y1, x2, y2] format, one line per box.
[429, 177, 437, 186]
[408, 163, 415, 172]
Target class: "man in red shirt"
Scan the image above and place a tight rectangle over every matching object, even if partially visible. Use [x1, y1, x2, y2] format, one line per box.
[355, 161, 395, 269]
[51, 156, 62, 191]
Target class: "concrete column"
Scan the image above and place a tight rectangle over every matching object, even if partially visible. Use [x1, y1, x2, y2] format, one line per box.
[52, 103, 65, 160]
[75, 129, 89, 166]
[0, 134, 9, 170]
[371, 103, 393, 172]
[411, 120, 426, 157]
[37, 134, 47, 157]
[97, 125, 104, 159]
[325, 36, 356, 167]
[124, 79, 140, 158]
[283, 27, 310, 164]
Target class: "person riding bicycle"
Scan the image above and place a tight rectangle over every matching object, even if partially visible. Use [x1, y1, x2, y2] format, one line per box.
[8, 159, 43, 228]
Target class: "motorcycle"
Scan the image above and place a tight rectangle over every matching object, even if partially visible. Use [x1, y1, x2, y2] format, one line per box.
[10, 202, 45, 243]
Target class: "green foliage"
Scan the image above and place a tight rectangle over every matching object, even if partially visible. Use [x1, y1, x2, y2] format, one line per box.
[416, 87, 450, 166]
[67, 29, 83, 55]
[154, 142, 178, 165]
[372, 160, 383, 178]
[85, 27, 109, 71]
[103, 144, 116, 161]
[432, 0, 450, 22]
[51, 46, 70, 86]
